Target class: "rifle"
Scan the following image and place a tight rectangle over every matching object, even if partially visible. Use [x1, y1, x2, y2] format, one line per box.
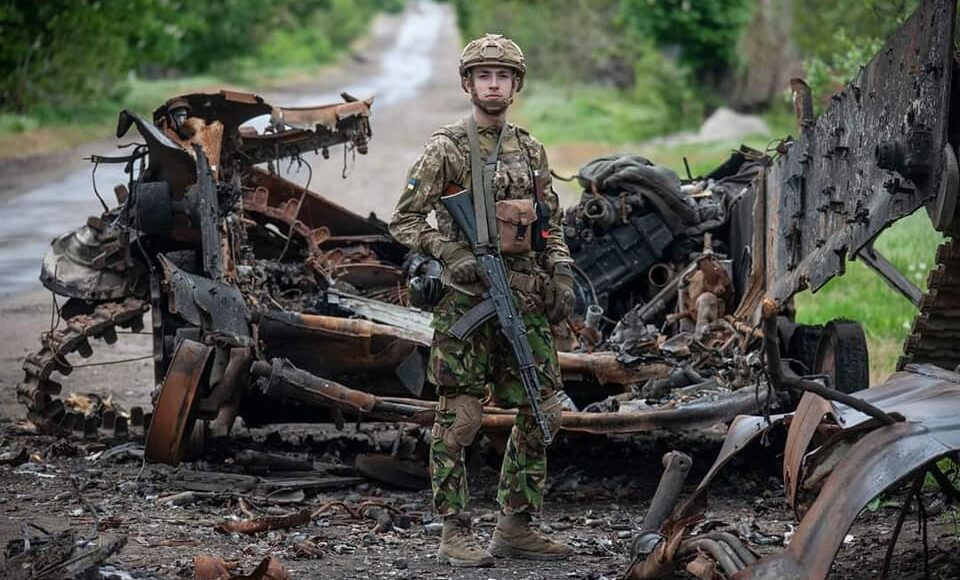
[441, 186, 555, 445]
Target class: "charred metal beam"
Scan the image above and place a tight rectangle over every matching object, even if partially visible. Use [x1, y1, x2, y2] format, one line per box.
[856, 242, 923, 306]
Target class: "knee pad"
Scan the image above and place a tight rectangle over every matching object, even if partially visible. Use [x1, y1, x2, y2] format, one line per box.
[433, 394, 484, 453]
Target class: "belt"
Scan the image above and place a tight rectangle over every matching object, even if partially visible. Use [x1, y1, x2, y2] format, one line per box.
[441, 266, 543, 295]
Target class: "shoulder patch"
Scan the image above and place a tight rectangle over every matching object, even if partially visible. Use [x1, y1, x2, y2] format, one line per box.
[406, 177, 420, 194]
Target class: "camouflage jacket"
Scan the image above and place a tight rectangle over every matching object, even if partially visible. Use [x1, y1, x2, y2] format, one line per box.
[389, 117, 573, 294]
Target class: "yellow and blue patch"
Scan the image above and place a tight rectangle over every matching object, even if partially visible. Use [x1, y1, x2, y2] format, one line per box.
[406, 177, 419, 194]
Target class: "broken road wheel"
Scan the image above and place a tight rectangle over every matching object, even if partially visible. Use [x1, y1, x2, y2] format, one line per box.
[145, 339, 212, 465]
[814, 320, 869, 394]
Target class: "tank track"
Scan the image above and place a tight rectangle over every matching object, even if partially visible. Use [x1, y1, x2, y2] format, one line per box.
[17, 297, 150, 434]
[899, 235, 960, 371]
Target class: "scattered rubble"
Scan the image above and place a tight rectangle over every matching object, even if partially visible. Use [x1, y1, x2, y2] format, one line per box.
[4, 0, 960, 578]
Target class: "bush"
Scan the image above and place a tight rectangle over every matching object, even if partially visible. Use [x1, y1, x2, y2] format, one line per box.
[0, 0, 402, 117]
[620, 0, 753, 82]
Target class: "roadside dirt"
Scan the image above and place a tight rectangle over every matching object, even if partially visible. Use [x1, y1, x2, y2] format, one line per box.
[1, 2, 959, 579]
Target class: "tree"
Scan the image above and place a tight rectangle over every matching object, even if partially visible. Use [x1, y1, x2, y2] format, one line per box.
[619, 0, 753, 84]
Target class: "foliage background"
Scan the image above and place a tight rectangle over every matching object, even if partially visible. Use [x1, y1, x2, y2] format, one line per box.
[0, 0, 402, 120]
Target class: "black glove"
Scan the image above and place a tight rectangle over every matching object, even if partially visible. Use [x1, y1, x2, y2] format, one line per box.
[545, 262, 576, 323]
[439, 242, 479, 285]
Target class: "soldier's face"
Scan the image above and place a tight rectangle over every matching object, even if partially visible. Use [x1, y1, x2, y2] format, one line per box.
[471, 66, 515, 99]
[467, 66, 516, 114]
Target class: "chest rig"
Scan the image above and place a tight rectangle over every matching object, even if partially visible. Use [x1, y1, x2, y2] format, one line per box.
[438, 117, 548, 255]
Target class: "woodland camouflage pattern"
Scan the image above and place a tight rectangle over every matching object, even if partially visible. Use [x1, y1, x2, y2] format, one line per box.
[428, 290, 562, 515]
[390, 117, 572, 517]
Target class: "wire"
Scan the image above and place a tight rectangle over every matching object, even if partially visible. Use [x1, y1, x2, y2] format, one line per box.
[70, 354, 154, 369]
[277, 155, 313, 262]
[91, 161, 109, 212]
[48, 264, 62, 333]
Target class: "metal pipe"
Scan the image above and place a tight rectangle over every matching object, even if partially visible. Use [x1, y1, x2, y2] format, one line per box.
[698, 531, 757, 565]
[635, 262, 698, 323]
[630, 451, 693, 559]
[556, 353, 672, 385]
[253, 358, 768, 435]
[678, 538, 741, 577]
[647, 263, 673, 289]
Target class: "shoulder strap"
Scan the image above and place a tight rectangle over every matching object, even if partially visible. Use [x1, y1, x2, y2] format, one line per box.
[465, 116, 507, 252]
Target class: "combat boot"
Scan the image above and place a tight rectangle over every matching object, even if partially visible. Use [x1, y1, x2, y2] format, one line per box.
[489, 512, 573, 560]
[437, 514, 494, 567]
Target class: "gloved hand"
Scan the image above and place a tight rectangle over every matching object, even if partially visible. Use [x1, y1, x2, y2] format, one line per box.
[439, 242, 480, 285]
[545, 262, 576, 323]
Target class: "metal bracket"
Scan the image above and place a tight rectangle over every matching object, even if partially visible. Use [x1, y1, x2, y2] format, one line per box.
[855, 242, 924, 306]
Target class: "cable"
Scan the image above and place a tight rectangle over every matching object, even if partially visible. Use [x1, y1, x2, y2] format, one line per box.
[91, 161, 109, 212]
[277, 155, 313, 262]
[70, 354, 154, 369]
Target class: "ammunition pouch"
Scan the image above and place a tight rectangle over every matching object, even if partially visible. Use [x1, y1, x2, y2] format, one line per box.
[495, 198, 537, 255]
[433, 393, 484, 453]
[507, 270, 543, 295]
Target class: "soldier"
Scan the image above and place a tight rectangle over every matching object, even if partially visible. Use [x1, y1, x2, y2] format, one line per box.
[389, 34, 576, 567]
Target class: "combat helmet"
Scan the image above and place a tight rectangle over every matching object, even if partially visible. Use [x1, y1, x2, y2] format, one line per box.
[459, 34, 526, 91]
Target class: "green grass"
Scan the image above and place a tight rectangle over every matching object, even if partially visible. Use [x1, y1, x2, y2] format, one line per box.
[794, 212, 943, 379]
[516, 81, 702, 146]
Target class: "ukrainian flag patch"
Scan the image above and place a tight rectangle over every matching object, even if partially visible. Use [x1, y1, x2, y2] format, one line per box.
[406, 178, 419, 194]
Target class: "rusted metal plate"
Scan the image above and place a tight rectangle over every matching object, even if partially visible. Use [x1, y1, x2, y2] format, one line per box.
[782, 393, 835, 509]
[145, 339, 212, 465]
[153, 91, 272, 132]
[270, 97, 374, 131]
[245, 169, 390, 239]
[738, 364, 960, 580]
[767, 0, 956, 301]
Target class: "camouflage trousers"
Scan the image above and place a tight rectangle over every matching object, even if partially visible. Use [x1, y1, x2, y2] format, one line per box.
[428, 289, 563, 517]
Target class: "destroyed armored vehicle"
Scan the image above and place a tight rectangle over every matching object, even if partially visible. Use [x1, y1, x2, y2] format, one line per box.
[15, 0, 960, 576]
[19, 85, 782, 466]
[621, 0, 960, 578]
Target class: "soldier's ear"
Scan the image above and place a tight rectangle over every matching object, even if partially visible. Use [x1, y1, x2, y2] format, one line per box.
[461, 74, 472, 94]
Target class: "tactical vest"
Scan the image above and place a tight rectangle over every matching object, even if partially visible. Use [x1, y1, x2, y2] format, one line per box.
[434, 119, 546, 288]
[432, 120, 540, 248]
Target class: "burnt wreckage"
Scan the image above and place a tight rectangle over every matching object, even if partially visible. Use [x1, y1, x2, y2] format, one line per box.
[19, 96, 776, 455]
[15, 0, 960, 575]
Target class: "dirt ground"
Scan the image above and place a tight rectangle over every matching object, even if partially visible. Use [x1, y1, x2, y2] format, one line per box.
[1, 2, 959, 579]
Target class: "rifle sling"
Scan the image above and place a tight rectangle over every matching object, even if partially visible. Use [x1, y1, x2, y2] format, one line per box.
[465, 116, 508, 253]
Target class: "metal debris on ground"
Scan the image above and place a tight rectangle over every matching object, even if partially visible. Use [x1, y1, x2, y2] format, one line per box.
[3, 528, 127, 580]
